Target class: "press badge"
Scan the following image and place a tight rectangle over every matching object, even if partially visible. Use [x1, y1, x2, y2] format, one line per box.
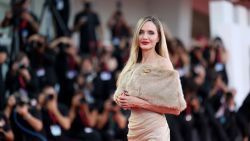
[215, 63, 223, 72]
[50, 125, 62, 136]
[66, 70, 77, 79]
[84, 127, 93, 133]
[36, 68, 45, 77]
[56, 0, 64, 10]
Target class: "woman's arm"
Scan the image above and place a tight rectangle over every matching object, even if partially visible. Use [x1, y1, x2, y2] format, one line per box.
[118, 94, 181, 115]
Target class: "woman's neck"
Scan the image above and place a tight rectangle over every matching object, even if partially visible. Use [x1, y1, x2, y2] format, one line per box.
[141, 50, 158, 64]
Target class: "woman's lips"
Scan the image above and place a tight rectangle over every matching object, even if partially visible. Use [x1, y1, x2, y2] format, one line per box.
[141, 41, 150, 45]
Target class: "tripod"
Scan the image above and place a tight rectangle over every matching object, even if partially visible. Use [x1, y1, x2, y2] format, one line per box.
[39, 0, 70, 40]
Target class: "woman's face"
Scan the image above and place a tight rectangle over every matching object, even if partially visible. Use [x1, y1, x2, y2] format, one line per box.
[138, 21, 159, 51]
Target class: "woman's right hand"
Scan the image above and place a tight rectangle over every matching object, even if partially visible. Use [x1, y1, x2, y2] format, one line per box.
[117, 93, 143, 110]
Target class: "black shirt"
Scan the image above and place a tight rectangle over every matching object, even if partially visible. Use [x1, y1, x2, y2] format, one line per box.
[10, 107, 44, 141]
[74, 10, 100, 41]
[41, 104, 69, 139]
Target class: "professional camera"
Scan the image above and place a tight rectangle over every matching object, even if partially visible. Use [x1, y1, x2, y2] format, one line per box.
[14, 92, 29, 107]
[45, 94, 54, 103]
[18, 64, 27, 69]
[29, 41, 44, 50]
[79, 97, 86, 104]
[58, 42, 70, 51]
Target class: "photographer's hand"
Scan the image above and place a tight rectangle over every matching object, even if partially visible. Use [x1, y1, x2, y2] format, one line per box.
[0, 128, 14, 141]
[47, 99, 58, 113]
[3, 95, 16, 119]
[16, 105, 43, 131]
[21, 12, 39, 32]
[47, 99, 71, 130]
[5, 11, 13, 19]
[0, 11, 12, 27]
[73, 19, 86, 32]
[19, 68, 31, 81]
[16, 105, 29, 117]
[71, 94, 82, 109]
[21, 12, 33, 22]
[69, 95, 81, 122]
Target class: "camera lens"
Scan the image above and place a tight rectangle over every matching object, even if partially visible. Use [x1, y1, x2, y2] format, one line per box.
[17, 101, 26, 107]
[30, 41, 43, 49]
[15, 95, 29, 107]
[18, 64, 26, 69]
[58, 43, 70, 50]
[45, 94, 54, 102]
[79, 97, 86, 104]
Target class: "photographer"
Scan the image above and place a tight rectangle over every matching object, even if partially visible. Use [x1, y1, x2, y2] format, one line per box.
[0, 112, 14, 141]
[97, 97, 127, 141]
[51, 37, 80, 107]
[107, 10, 131, 48]
[27, 34, 58, 90]
[73, 1, 102, 55]
[5, 52, 39, 99]
[0, 0, 39, 52]
[9, 92, 43, 141]
[39, 85, 75, 141]
[68, 90, 101, 141]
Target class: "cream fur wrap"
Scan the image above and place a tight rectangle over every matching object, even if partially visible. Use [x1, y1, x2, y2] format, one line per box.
[114, 64, 186, 111]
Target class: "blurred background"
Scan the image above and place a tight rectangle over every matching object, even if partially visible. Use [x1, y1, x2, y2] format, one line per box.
[0, 0, 250, 141]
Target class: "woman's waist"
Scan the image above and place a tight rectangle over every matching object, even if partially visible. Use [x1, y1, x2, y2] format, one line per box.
[128, 109, 167, 130]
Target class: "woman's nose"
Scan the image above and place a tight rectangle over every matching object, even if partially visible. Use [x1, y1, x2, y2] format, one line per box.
[141, 33, 148, 39]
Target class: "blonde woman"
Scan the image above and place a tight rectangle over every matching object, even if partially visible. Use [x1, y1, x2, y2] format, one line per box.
[113, 16, 186, 141]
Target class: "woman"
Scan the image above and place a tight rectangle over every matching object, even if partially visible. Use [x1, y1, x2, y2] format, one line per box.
[113, 16, 186, 141]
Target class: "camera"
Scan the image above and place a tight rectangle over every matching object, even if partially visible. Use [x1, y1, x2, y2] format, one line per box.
[58, 43, 70, 50]
[14, 92, 29, 107]
[29, 41, 43, 49]
[79, 97, 86, 104]
[18, 64, 26, 69]
[45, 94, 54, 103]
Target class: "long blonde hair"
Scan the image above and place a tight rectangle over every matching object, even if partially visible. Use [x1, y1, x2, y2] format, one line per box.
[117, 16, 170, 86]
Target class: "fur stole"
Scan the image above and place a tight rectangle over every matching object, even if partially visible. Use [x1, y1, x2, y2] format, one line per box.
[114, 63, 186, 111]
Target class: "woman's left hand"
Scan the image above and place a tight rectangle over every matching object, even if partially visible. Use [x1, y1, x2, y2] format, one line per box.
[117, 94, 144, 110]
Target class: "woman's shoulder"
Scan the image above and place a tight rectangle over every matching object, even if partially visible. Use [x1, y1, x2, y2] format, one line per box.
[156, 56, 174, 71]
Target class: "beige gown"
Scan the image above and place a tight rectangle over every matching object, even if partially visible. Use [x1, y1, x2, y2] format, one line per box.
[114, 62, 186, 141]
[127, 109, 170, 141]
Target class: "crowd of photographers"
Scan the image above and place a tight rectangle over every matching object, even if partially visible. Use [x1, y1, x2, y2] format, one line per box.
[0, 0, 250, 141]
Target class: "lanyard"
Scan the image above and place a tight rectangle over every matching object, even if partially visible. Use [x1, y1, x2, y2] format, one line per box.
[48, 111, 58, 125]
[79, 109, 90, 127]
[18, 76, 26, 88]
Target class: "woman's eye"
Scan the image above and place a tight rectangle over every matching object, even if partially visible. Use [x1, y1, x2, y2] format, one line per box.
[148, 31, 154, 35]
[139, 31, 144, 35]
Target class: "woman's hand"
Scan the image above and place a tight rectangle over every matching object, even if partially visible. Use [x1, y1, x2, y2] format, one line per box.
[117, 94, 144, 110]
